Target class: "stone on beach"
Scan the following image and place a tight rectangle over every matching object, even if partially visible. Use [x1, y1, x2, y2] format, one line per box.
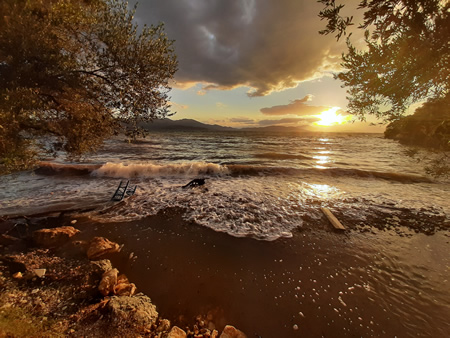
[12, 271, 23, 279]
[167, 326, 187, 338]
[220, 325, 247, 338]
[105, 293, 159, 327]
[33, 226, 80, 247]
[98, 268, 118, 296]
[33, 268, 46, 278]
[114, 281, 137, 296]
[87, 237, 121, 260]
[156, 319, 171, 332]
[91, 259, 113, 276]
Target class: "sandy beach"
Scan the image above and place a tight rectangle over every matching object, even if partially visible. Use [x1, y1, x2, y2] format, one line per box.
[2, 202, 448, 337]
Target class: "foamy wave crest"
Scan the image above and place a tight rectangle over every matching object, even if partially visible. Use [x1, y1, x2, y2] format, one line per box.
[92, 162, 229, 178]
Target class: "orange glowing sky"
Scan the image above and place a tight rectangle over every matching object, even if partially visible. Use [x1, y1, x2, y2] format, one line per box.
[131, 0, 385, 133]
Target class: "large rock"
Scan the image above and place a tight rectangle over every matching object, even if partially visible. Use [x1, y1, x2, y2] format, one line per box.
[220, 325, 247, 338]
[33, 226, 79, 247]
[87, 237, 121, 260]
[98, 268, 118, 297]
[91, 259, 113, 276]
[167, 326, 187, 338]
[105, 294, 158, 327]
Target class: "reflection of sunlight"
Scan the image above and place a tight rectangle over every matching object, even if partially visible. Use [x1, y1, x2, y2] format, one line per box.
[302, 183, 342, 199]
[313, 155, 329, 164]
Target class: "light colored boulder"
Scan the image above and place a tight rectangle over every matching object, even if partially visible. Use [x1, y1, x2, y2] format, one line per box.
[33, 226, 79, 247]
[34, 269, 46, 278]
[105, 293, 158, 327]
[220, 325, 247, 338]
[167, 326, 187, 338]
[87, 237, 121, 260]
[98, 268, 118, 296]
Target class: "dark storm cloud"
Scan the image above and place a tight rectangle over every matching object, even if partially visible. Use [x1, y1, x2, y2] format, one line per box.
[260, 95, 329, 116]
[130, 0, 347, 96]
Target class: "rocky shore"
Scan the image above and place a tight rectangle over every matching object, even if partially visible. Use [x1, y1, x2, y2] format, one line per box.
[1, 203, 449, 337]
[0, 223, 246, 337]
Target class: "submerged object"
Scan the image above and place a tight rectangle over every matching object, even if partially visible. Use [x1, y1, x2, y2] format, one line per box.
[111, 180, 137, 201]
[182, 178, 207, 189]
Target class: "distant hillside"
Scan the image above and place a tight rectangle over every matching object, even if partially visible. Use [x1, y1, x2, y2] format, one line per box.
[139, 118, 234, 132]
[139, 118, 308, 133]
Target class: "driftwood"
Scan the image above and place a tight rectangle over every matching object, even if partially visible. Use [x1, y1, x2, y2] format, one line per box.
[321, 207, 346, 230]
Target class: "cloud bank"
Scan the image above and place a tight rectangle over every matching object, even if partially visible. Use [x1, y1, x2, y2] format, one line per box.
[260, 95, 330, 116]
[131, 0, 347, 96]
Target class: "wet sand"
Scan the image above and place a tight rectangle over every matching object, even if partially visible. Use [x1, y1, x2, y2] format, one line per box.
[71, 208, 450, 337]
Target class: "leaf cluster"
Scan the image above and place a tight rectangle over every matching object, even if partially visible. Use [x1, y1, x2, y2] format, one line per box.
[0, 0, 178, 173]
[318, 0, 449, 122]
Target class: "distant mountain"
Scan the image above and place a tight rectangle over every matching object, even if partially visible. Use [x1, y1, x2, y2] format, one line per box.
[139, 118, 235, 132]
[139, 118, 310, 133]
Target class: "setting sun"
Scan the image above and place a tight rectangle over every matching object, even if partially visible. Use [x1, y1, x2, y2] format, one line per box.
[315, 107, 351, 126]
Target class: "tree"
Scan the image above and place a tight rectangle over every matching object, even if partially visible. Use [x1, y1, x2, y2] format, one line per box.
[0, 0, 177, 173]
[318, 0, 449, 122]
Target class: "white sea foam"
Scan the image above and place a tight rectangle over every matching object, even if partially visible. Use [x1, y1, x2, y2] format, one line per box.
[92, 162, 229, 178]
[88, 177, 306, 240]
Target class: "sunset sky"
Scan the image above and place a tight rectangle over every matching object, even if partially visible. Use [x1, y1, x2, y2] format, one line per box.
[131, 0, 388, 133]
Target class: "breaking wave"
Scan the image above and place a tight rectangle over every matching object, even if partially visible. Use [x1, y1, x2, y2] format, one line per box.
[92, 162, 229, 178]
[35, 161, 432, 183]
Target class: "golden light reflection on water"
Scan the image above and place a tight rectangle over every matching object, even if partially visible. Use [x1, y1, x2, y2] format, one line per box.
[302, 183, 342, 199]
[313, 155, 329, 164]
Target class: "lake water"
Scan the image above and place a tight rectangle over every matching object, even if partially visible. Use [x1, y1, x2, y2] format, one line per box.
[1, 131, 449, 336]
[1, 131, 448, 240]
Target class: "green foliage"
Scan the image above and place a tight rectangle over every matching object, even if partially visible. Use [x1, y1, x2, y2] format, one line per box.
[385, 96, 450, 149]
[385, 97, 449, 178]
[0, 0, 178, 173]
[318, 0, 449, 122]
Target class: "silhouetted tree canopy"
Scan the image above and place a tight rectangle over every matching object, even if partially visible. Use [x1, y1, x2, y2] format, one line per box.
[319, 0, 449, 122]
[0, 0, 177, 173]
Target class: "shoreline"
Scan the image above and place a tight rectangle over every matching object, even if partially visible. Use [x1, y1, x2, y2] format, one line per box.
[1, 205, 449, 336]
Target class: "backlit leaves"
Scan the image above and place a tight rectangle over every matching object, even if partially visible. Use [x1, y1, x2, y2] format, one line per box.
[0, 0, 177, 173]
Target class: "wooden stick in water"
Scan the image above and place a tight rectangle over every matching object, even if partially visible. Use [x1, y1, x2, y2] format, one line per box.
[321, 207, 346, 230]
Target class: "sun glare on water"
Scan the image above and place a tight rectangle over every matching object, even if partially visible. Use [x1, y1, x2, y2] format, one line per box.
[315, 107, 351, 126]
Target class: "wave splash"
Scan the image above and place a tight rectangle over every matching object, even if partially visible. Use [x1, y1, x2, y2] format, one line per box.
[36, 161, 432, 183]
[92, 162, 229, 178]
